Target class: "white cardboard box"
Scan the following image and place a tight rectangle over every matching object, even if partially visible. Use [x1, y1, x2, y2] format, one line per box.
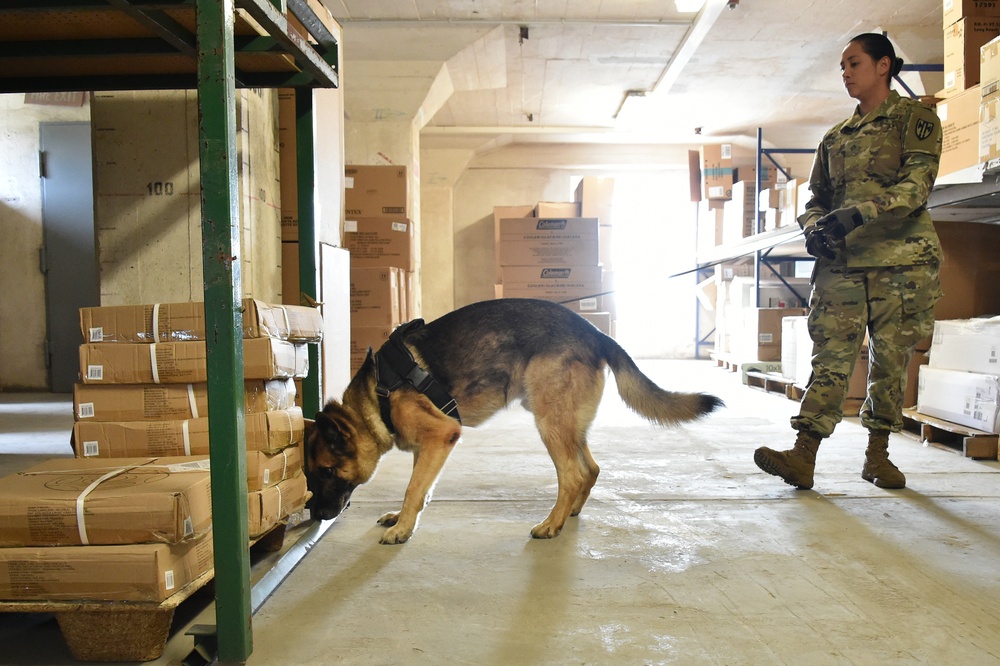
[929, 317, 1000, 374]
[917, 365, 1000, 433]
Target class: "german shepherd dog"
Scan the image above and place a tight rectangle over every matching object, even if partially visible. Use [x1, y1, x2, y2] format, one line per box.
[305, 298, 723, 544]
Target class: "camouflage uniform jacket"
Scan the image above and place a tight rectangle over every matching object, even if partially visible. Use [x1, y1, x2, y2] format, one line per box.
[799, 90, 942, 267]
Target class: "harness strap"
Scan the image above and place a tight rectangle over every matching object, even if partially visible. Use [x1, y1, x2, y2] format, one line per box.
[373, 320, 461, 434]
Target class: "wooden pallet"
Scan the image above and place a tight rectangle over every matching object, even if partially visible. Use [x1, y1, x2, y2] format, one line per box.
[0, 522, 290, 661]
[745, 370, 793, 396]
[902, 408, 1000, 460]
[0, 569, 215, 662]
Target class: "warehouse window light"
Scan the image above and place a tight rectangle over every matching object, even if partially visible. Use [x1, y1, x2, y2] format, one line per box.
[675, 0, 707, 12]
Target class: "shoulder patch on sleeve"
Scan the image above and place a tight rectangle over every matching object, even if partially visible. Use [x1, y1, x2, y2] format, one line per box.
[904, 104, 940, 154]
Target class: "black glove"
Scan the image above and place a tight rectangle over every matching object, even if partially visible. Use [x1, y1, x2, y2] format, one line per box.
[817, 206, 863, 241]
[804, 226, 836, 260]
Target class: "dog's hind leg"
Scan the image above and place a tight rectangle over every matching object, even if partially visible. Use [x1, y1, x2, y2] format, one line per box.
[570, 444, 600, 517]
[528, 362, 604, 539]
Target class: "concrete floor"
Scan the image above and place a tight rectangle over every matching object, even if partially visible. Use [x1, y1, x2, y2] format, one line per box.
[2, 360, 1000, 665]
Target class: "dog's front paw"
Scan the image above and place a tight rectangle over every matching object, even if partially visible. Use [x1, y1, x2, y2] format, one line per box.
[377, 511, 400, 527]
[529, 520, 562, 539]
[379, 524, 413, 545]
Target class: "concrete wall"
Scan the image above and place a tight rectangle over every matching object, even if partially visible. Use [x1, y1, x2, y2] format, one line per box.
[0, 94, 90, 390]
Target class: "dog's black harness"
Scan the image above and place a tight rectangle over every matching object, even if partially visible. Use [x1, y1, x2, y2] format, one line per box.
[373, 319, 461, 434]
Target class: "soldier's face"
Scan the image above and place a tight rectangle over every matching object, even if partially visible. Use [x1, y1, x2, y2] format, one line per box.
[840, 42, 889, 101]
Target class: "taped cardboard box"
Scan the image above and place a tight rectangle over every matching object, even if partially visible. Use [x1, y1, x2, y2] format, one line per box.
[246, 445, 304, 491]
[249, 472, 309, 538]
[350, 325, 393, 375]
[344, 165, 408, 218]
[350, 267, 402, 327]
[534, 201, 581, 217]
[80, 299, 323, 344]
[343, 217, 415, 271]
[574, 176, 615, 224]
[73, 407, 304, 458]
[945, 0, 1000, 29]
[498, 217, 600, 267]
[0, 457, 213, 547]
[73, 379, 296, 422]
[493, 205, 534, 283]
[500, 265, 603, 303]
[79, 338, 309, 384]
[0, 529, 214, 603]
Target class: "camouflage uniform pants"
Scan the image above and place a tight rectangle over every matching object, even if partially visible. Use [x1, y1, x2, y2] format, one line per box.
[790, 261, 941, 438]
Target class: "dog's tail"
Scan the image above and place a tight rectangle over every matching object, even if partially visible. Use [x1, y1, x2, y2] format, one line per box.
[603, 338, 724, 426]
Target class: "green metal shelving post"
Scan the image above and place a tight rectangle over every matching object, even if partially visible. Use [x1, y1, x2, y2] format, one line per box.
[296, 88, 321, 416]
[196, 0, 253, 662]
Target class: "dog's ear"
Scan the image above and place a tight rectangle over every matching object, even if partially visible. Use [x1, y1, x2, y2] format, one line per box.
[312, 406, 357, 457]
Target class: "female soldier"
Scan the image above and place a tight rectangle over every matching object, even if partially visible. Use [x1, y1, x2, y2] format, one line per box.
[754, 33, 942, 490]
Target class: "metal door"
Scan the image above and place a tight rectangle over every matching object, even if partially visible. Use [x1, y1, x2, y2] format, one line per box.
[40, 122, 98, 393]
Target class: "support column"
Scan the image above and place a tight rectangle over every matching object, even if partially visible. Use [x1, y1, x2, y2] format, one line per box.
[196, 0, 252, 661]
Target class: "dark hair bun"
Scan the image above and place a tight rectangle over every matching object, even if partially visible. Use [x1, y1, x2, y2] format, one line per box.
[892, 57, 904, 77]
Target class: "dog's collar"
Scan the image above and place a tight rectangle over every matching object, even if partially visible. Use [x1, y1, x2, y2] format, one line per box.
[373, 319, 461, 435]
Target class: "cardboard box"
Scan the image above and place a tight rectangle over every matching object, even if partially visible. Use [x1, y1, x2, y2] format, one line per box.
[73, 379, 296, 422]
[498, 217, 600, 267]
[73, 408, 304, 458]
[248, 472, 308, 538]
[80, 300, 323, 344]
[980, 90, 1000, 162]
[493, 205, 534, 283]
[574, 176, 615, 224]
[935, 221, 1000, 322]
[282, 240, 300, 303]
[981, 35, 1000, 98]
[943, 17, 1000, 97]
[722, 180, 760, 244]
[534, 201, 580, 218]
[780, 178, 800, 227]
[599, 224, 614, 269]
[796, 180, 811, 217]
[918, 365, 1000, 433]
[730, 307, 808, 362]
[938, 85, 982, 176]
[499, 265, 604, 304]
[350, 325, 394, 375]
[79, 338, 309, 385]
[0, 457, 213, 547]
[344, 165, 407, 218]
[245, 446, 304, 491]
[350, 267, 402, 327]
[701, 144, 734, 200]
[0, 530, 214, 602]
[343, 217, 415, 271]
[928, 317, 1000, 373]
[945, 0, 1000, 28]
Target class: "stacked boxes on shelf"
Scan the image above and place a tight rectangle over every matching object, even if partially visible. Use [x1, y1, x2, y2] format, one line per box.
[0, 456, 216, 602]
[72, 299, 318, 539]
[342, 165, 417, 373]
[493, 177, 616, 336]
[937, 1, 1000, 177]
[918, 317, 1000, 434]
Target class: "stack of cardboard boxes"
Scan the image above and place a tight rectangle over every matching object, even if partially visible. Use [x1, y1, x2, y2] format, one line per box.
[0, 299, 320, 606]
[937, 1, 1000, 177]
[72, 300, 315, 538]
[918, 317, 1000, 435]
[0, 455, 216, 604]
[493, 177, 616, 335]
[342, 165, 417, 373]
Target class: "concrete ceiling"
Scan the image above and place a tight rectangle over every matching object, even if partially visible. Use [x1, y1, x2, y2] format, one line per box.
[323, 0, 945, 162]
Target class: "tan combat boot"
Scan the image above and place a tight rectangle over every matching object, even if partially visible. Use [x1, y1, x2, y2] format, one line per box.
[754, 431, 822, 489]
[862, 430, 906, 489]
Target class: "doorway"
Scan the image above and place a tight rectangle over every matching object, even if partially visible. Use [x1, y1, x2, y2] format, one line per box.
[40, 122, 98, 393]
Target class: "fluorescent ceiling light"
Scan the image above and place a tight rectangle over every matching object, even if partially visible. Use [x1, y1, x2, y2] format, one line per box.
[675, 0, 707, 11]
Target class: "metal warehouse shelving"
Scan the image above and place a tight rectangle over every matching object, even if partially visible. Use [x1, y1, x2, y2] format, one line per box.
[0, 1, 339, 662]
